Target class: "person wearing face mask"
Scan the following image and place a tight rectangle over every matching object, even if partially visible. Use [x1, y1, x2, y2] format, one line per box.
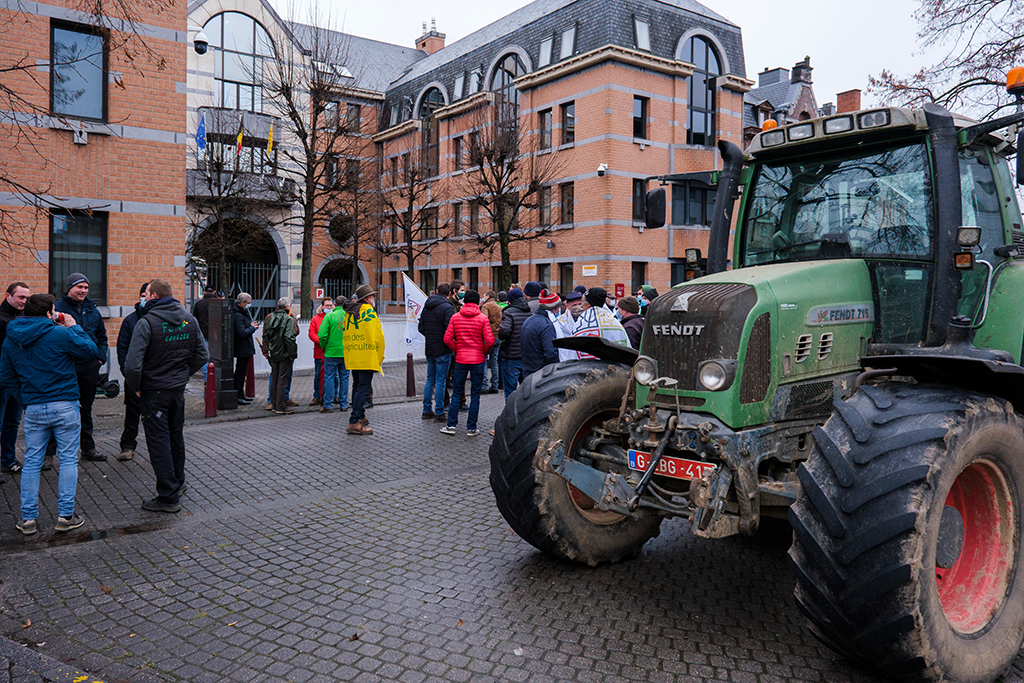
[616, 296, 644, 349]
[554, 290, 583, 340]
[448, 280, 465, 312]
[342, 285, 384, 435]
[307, 297, 334, 406]
[639, 286, 659, 314]
[115, 282, 151, 460]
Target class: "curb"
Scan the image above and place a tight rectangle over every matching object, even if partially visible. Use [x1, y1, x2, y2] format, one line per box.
[0, 635, 105, 682]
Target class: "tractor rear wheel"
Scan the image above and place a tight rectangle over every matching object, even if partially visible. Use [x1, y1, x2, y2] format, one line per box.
[489, 360, 662, 566]
[789, 383, 1024, 682]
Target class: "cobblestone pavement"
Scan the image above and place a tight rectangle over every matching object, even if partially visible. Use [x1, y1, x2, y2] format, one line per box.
[1, 395, 1023, 683]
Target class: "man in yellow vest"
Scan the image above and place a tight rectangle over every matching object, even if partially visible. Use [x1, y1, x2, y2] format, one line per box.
[342, 285, 385, 435]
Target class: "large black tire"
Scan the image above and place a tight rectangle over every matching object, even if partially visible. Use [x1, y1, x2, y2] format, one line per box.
[489, 360, 662, 566]
[790, 383, 1024, 682]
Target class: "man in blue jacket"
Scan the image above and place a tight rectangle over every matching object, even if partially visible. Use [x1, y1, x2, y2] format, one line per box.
[52, 273, 108, 463]
[520, 289, 561, 377]
[0, 293, 98, 535]
[115, 282, 149, 461]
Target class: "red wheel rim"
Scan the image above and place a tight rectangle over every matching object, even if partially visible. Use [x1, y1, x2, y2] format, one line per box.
[566, 411, 622, 524]
[935, 458, 1016, 634]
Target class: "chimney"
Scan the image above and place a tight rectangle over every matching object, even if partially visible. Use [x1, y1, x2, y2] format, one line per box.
[791, 56, 812, 84]
[837, 89, 862, 113]
[758, 67, 789, 87]
[415, 18, 446, 55]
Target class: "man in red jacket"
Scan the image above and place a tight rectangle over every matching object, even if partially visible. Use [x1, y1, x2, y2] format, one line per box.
[441, 290, 494, 437]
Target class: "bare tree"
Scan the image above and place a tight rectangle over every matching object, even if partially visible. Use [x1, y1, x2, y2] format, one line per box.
[454, 105, 566, 290]
[868, 0, 1023, 117]
[1, 0, 172, 247]
[378, 143, 447, 279]
[325, 143, 383, 296]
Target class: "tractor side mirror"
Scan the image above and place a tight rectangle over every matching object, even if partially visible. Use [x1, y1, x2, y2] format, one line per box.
[645, 188, 666, 228]
[1018, 127, 1024, 185]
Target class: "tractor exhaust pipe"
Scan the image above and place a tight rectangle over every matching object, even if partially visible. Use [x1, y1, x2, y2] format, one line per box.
[707, 140, 744, 275]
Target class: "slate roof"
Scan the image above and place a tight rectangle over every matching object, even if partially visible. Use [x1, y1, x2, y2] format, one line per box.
[743, 78, 818, 129]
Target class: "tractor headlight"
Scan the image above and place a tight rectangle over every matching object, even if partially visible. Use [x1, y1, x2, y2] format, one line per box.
[633, 356, 658, 386]
[698, 359, 736, 391]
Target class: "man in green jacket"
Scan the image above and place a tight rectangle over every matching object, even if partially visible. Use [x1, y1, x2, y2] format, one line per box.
[317, 298, 349, 412]
[264, 298, 298, 415]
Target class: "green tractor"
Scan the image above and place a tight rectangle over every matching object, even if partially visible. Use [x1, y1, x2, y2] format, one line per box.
[489, 92, 1024, 682]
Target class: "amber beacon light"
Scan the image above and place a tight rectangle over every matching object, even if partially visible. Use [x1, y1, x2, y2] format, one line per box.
[1008, 67, 1024, 96]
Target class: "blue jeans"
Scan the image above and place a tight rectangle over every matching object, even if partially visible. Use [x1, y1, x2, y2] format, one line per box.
[487, 343, 501, 390]
[21, 400, 80, 520]
[0, 388, 23, 469]
[447, 362, 485, 430]
[323, 356, 350, 409]
[501, 358, 522, 401]
[423, 353, 451, 415]
[313, 358, 324, 401]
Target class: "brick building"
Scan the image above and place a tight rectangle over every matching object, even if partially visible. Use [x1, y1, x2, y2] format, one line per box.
[0, 0, 188, 361]
[184, 0, 756, 313]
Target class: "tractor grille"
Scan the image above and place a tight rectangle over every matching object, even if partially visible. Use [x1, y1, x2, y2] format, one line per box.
[640, 283, 757, 391]
[783, 380, 835, 419]
[740, 313, 771, 404]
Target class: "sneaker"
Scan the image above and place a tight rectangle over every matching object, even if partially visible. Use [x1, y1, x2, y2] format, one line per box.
[1, 462, 22, 474]
[339, 405, 350, 412]
[319, 407, 333, 414]
[118, 448, 134, 461]
[274, 409, 295, 415]
[439, 425, 457, 435]
[467, 429, 480, 437]
[176, 481, 188, 497]
[309, 398, 322, 406]
[55, 513, 84, 532]
[142, 498, 181, 513]
[422, 412, 435, 420]
[16, 519, 37, 535]
[285, 399, 300, 407]
[81, 450, 106, 462]
[265, 402, 274, 411]
[434, 414, 447, 423]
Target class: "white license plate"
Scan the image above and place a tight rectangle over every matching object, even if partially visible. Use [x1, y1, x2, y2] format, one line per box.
[628, 449, 716, 481]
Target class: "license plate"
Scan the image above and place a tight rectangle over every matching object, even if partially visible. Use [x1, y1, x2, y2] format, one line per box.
[628, 449, 716, 481]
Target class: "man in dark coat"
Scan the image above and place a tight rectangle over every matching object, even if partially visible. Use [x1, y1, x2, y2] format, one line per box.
[51, 273, 108, 462]
[496, 288, 530, 400]
[232, 293, 259, 405]
[0, 282, 30, 481]
[418, 283, 455, 421]
[115, 282, 150, 461]
[126, 279, 208, 513]
[520, 290, 561, 376]
[617, 296, 645, 349]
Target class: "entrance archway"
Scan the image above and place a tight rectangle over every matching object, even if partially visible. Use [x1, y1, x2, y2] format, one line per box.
[189, 217, 280, 318]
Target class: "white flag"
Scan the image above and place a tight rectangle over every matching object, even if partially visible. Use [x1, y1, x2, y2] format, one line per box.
[402, 272, 427, 355]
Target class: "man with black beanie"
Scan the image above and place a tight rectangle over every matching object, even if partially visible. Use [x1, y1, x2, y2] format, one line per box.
[51, 273, 108, 462]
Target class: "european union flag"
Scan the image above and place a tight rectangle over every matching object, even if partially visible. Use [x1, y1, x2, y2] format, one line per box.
[196, 112, 206, 151]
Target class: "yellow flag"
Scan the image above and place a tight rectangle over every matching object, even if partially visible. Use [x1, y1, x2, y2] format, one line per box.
[267, 123, 273, 153]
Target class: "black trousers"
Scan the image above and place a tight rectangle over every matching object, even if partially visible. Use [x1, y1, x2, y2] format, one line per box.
[46, 363, 98, 457]
[120, 389, 141, 451]
[233, 356, 251, 398]
[140, 389, 186, 504]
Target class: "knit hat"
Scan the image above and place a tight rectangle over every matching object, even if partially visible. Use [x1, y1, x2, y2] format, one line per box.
[65, 272, 89, 293]
[523, 281, 543, 298]
[538, 289, 560, 311]
[506, 288, 524, 302]
[641, 286, 659, 301]
[353, 284, 376, 301]
[617, 295, 640, 314]
[565, 291, 583, 302]
[585, 287, 607, 307]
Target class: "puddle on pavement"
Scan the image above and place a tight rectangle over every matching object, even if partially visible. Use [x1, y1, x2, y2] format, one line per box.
[0, 520, 175, 551]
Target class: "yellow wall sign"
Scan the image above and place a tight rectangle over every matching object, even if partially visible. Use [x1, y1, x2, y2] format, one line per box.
[582, 265, 597, 277]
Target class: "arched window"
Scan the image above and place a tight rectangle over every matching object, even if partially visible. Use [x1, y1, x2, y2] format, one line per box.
[490, 53, 526, 122]
[203, 12, 274, 113]
[419, 87, 445, 176]
[682, 36, 720, 146]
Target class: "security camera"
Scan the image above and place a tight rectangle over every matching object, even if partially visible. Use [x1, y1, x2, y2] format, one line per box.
[193, 30, 209, 55]
[597, 163, 608, 177]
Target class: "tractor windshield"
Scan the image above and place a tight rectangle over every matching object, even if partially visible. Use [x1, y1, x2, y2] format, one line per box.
[741, 142, 934, 266]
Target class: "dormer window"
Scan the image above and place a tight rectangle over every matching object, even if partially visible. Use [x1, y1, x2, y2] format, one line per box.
[559, 25, 576, 60]
[539, 35, 553, 67]
[633, 18, 650, 52]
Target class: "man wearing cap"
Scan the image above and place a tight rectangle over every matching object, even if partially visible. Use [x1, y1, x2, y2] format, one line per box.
[52, 273, 108, 462]
[617, 296, 645, 349]
[342, 284, 385, 435]
[497, 288, 530, 400]
[561, 287, 630, 361]
[639, 286, 659, 315]
[520, 289, 561, 377]
[555, 289, 585, 339]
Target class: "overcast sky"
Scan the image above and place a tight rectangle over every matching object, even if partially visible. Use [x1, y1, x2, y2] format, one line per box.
[270, 0, 939, 109]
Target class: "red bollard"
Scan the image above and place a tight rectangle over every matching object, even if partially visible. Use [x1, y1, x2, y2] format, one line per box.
[406, 352, 415, 397]
[204, 361, 217, 418]
[245, 356, 255, 399]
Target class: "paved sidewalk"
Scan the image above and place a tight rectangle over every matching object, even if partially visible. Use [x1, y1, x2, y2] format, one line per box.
[1, 394, 1022, 682]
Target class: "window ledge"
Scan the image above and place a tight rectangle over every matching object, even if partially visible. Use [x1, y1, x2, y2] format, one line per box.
[555, 142, 575, 151]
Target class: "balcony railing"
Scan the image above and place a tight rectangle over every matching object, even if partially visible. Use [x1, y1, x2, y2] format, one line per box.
[187, 169, 297, 205]
[199, 106, 277, 141]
